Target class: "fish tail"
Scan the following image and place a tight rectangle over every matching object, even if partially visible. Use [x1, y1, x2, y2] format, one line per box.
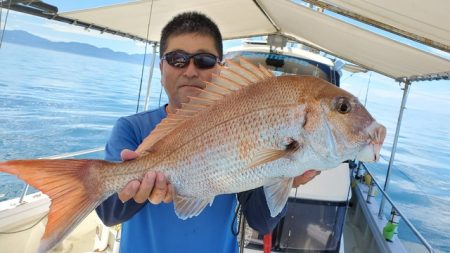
[0, 159, 111, 253]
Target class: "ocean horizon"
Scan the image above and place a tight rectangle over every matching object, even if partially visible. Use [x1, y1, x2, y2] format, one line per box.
[0, 42, 449, 252]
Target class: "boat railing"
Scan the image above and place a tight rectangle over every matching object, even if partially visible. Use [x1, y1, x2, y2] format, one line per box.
[16, 147, 105, 204]
[356, 162, 434, 253]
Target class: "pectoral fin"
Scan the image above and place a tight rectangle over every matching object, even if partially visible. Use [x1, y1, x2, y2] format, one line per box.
[263, 177, 294, 217]
[246, 149, 287, 169]
[173, 194, 214, 220]
[246, 139, 301, 169]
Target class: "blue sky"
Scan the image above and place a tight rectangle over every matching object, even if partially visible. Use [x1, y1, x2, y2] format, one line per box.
[1, 1, 449, 114]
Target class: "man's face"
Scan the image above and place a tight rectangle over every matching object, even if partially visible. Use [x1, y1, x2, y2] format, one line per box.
[160, 33, 220, 113]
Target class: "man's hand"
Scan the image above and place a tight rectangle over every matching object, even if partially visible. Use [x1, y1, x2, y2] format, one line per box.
[292, 170, 321, 188]
[118, 149, 174, 204]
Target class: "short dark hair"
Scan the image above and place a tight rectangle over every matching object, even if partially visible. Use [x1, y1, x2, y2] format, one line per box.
[159, 12, 223, 60]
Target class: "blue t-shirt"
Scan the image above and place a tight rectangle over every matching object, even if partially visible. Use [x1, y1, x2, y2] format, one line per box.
[96, 105, 286, 253]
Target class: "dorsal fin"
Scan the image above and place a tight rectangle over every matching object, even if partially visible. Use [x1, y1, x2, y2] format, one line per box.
[187, 96, 216, 106]
[181, 103, 209, 111]
[259, 64, 274, 78]
[195, 88, 224, 101]
[211, 73, 242, 91]
[136, 57, 273, 153]
[225, 59, 261, 82]
[240, 57, 268, 79]
[203, 81, 232, 95]
[176, 109, 198, 117]
[219, 67, 251, 86]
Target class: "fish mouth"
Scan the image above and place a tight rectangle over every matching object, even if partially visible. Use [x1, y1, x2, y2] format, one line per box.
[356, 142, 382, 162]
[356, 122, 386, 162]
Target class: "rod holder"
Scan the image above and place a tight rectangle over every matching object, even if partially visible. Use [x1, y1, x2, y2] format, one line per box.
[366, 179, 376, 204]
[383, 208, 401, 241]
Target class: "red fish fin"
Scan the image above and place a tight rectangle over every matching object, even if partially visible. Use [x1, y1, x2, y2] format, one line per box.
[0, 159, 110, 253]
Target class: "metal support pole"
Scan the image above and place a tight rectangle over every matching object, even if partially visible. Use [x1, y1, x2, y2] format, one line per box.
[18, 183, 29, 204]
[143, 42, 158, 111]
[378, 80, 411, 217]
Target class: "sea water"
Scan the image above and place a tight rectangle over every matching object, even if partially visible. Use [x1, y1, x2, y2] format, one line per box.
[0, 43, 448, 252]
[0, 43, 167, 196]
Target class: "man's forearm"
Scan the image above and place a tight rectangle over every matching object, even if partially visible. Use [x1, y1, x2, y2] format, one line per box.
[96, 193, 146, 226]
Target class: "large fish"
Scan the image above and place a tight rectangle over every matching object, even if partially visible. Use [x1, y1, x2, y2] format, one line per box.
[0, 57, 385, 253]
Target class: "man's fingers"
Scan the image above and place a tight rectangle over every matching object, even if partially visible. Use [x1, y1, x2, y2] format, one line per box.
[120, 149, 139, 161]
[149, 172, 168, 204]
[118, 171, 172, 204]
[292, 170, 321, 188]
[118, 180, 141, 202]
[303, 170, 321, 179]
[133, 172, 157, 203]
[163, 183, 174, 203]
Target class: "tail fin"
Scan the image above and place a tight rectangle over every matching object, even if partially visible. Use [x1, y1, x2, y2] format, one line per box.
[0, 159, 111, 253]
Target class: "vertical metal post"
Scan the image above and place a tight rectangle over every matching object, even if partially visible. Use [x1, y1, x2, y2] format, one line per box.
[363, 72, 372, 106]
[378, 80, 411, 217]
[143, 42, 158, 111]
[18, 183, 29, 204]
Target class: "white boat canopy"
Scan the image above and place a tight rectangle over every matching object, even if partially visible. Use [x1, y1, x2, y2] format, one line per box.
[41, 0, 450, 81]
[301, 0, 449, 53]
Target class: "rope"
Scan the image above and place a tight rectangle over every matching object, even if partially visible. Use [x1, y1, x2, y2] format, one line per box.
[363, 72, 372, 106]
[341, 72, 355, 82]
[283, 186, 298, 251]
[158, 81, 164, 107]
[0, 0, 12, 48]
[231, 203, 241, 236]
[238, 212, 246, 253]
[135, 0, 154, 113]
[338, 162, 357, 246]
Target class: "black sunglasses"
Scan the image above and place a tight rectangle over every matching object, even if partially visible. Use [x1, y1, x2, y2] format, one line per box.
[162, 51, 220, 69]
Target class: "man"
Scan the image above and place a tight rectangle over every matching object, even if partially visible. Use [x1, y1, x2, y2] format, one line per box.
[96, 12, 319, 253]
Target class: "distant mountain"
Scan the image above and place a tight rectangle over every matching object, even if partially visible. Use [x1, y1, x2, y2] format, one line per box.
[2, 30, 156, 65]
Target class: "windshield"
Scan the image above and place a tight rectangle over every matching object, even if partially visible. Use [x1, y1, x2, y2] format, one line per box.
[225, 51, 340, 86]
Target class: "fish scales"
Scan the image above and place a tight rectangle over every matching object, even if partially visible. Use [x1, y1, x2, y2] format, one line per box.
[107, 77, 309, 196]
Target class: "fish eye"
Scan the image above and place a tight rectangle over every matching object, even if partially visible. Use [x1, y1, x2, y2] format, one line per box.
[335, 97, 352, 114]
